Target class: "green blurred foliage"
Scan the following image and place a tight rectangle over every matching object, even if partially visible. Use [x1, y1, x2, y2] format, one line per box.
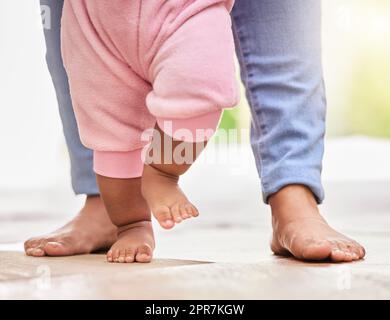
[347, 49, 390, 137]
[220, 1, 390, 138]
[219, 104, 243, 131]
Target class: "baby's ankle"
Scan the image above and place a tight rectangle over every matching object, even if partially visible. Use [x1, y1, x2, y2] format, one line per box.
[117, 220, 152, 234]
[142, 163, 179, 185]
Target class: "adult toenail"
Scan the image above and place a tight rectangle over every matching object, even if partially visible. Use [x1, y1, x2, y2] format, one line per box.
[48, 242, 60, 247]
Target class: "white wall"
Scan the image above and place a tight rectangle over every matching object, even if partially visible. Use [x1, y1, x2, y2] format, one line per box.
[0, 0, 67, 191]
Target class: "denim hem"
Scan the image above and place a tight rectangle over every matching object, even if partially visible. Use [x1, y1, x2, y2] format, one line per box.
[262, 174, 325, 205]
[72, 183, 100, 196]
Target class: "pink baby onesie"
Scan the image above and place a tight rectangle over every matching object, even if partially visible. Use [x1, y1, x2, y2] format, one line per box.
[61, 0, 239, 178]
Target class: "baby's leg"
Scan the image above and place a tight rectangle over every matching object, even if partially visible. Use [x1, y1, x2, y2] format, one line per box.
[97, 174, 154, 263]
[61, 1, 157, 262]
[143, 4, 238, 229]
[141, 118, 218, 229]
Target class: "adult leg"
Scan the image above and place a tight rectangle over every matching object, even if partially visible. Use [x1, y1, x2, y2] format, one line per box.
[24, 0, 117, 257]
[232, 0, 365, 262]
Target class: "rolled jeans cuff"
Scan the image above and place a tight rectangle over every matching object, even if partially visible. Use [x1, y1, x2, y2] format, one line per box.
[262, 167, 325, 204]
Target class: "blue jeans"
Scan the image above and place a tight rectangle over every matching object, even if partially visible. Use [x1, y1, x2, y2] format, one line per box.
[41, 0, 326, 203]
[232, 0, 326, 203]
[41, 0, 99, 195]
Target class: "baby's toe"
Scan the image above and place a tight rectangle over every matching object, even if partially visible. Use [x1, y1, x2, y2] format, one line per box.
[117, 249, 127, 263]
[125, 248, 136, 263]
[154, 206, 175, 229]
[186, 204, 199, 217]
[106, 250, 114, 262]
[135, 244, 153, 263]
[171, 204, 183, 223]
[112, 249, 120, 262]
[180, 204, 190, 220]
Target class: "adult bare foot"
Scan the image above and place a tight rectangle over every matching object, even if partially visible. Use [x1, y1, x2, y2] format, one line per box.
[24, 196, 117, 257]
[107, 221, 155, 263]
[269, 185, 365, 262]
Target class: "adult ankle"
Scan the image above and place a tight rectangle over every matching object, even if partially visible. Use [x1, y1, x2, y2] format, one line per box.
[269, 185, 320, 223]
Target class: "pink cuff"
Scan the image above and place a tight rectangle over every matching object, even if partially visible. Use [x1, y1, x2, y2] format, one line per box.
[94, 149, 144, 178]
[156, 110, 222, 143]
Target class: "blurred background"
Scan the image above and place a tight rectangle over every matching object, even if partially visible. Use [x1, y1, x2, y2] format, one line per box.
[0, 0, 390, 238]
[222, 0, 390, 137]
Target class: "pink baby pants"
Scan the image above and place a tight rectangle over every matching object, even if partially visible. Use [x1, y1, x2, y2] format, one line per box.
[61, 0, 239, 178]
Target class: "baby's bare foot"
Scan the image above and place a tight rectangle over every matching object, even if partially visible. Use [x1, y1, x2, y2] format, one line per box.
[270, 185, 365, 263]
[141, 165, 199, 229]
[107, 221, 155, 263]
[24, 196, 117, 257]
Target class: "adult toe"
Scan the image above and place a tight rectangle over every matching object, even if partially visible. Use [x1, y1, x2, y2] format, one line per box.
[301, 239, 333, 261]
[44, 241, 72, 256]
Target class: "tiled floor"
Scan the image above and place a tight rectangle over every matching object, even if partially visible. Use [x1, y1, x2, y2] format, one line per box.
[0, 139, 389, 299]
